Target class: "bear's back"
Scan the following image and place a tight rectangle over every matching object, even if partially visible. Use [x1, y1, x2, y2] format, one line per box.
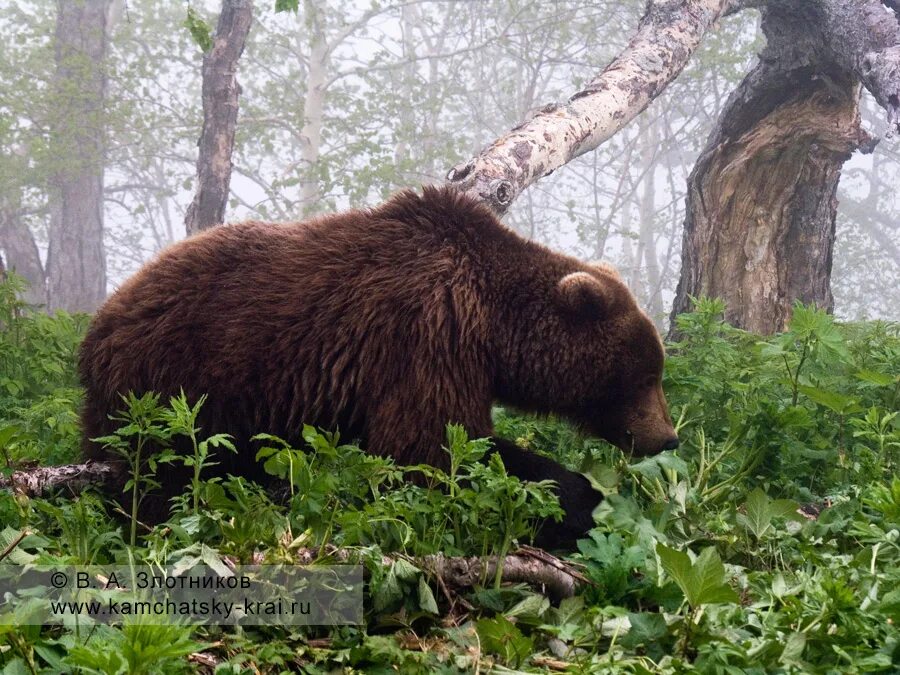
[79, 188, 503, 460]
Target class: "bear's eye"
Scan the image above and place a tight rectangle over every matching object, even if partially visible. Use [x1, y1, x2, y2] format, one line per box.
[641, 375, 657, 390]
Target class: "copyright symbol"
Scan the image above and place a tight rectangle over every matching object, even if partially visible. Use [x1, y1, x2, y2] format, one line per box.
[50, 572, 67, 588]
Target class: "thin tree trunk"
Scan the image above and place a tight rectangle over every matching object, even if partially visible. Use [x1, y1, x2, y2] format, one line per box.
[297, 0, 326, 214]
[0, 204, 45, 307]
[46, 0, 110, 314]
[636, 117, 664, 326]
[184, 0, 253, 235]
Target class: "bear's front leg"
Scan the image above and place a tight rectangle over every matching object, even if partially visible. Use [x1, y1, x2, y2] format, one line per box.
[488, 437, 602, 550]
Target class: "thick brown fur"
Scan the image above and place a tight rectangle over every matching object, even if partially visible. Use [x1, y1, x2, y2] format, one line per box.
[79, 186, 677, 548]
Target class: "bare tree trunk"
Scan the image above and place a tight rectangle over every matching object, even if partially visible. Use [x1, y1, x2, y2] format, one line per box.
[184, 0, 253, 235]
[46, 0, 110, 314]
[297, 0, 326, 214]
[671, 0, 899, 333]
[0, 204, 45, 306]
[636, 117, 664, 326]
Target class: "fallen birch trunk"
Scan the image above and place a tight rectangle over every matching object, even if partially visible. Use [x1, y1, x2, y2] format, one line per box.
[0, 460, 122, 497]
[252, 544, 591, 600]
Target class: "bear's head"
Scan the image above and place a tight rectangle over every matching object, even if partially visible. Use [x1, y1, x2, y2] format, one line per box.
[554, 268, 678, 456]
[497, 263, 678, 457]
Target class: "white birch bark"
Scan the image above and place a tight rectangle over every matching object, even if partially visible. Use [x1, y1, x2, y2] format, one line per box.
[447, 0, 734, 213]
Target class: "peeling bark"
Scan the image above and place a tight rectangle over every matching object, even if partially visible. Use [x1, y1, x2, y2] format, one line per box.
[263, 545, 590, 600]
[184, 0, 253, 235]
[671, 0, 898, 333]
[0, 461, 122, 498]
[446, 0, 732, 214]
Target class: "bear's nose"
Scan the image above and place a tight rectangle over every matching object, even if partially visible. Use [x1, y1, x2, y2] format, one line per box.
[661, 437, 679, 451]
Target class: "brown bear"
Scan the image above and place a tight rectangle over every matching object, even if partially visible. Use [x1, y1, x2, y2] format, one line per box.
[79, 186, 678, 548]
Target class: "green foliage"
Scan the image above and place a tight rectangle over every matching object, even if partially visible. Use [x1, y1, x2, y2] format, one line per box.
[182, 7, 212, 53]
[737, 487, 801, 540]
[64, 620, 206, 674]
[161, 392, 236, 515]
[0, 274, 86, 467]
[2, 283, 900, 672]
[656, 544, 739, 608]
[273, 0, 299, 12]
[92, 391, 171, 546]
[475, 614, 533, 667]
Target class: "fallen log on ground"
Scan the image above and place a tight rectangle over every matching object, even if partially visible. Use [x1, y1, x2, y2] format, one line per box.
[2, 465, 591, 599]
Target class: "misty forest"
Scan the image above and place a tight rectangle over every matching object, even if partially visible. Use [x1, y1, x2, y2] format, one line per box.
[1, 0, 900, 672]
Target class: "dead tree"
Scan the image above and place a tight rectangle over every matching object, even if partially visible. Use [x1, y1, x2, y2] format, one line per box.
[184, 0, 253, 235]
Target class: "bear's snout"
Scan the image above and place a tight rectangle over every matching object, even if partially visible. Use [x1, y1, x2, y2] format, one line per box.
[661, 436, 679, 451]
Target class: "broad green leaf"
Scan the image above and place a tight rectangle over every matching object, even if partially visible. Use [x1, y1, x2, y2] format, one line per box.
[855, 369, 897, 387]
[506, 593, 549, 621]
[475, 615, 533, 667]
[780, 632, 806, 664]
[417, 576, 438, 614]
[797, 385, 861, 414]
[0, 424, 18, 448]
[200, 544, 232, 578]
[656, 543, 738, 608]
[621, 612, 667, 648]
[373, 567, 401, 612]
[392, 558, 419, 581]
[738, 488, 800, 539]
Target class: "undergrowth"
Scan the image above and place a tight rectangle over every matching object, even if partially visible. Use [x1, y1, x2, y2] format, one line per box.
[1, 276, 899, 673]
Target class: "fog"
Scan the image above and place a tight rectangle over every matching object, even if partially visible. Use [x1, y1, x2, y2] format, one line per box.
[1, 0, 898, 323]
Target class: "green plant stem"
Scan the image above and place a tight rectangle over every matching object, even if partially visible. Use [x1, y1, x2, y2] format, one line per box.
[789, 339, 810, 407]
[681, 605, 697, 659]
[191, 433, 200, 514]
[130, 438, 143, 547]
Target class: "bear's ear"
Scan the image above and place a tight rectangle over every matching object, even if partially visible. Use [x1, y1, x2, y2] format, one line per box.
[557, 272, 611, 319]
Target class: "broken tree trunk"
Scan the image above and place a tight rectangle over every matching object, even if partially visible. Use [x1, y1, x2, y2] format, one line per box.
[671, 0, 900, 333]
[184, 0, 253, 235]
[671, 67, 871, 333]
[283, 545, 591, 601]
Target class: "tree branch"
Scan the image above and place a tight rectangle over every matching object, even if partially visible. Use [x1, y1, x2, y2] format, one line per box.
[0, 461, 122, 497]
[813, 0, 900, 134]
[275, 545, 591, 600]
[446, 0, 733, 213]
